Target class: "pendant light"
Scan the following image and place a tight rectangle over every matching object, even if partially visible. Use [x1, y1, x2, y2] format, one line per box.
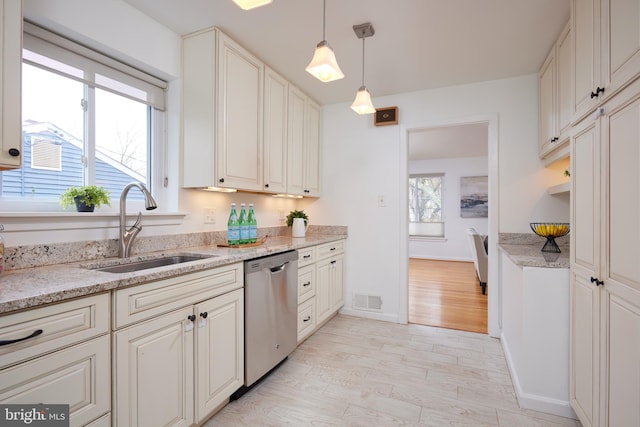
[232, 0, 272, 10]
[305, 0, 344, 82]
[350, 23, 376, 115]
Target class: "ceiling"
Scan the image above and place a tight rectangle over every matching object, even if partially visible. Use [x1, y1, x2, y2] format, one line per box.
[409, 123, 488, 161]
[123, 0, 570, 106]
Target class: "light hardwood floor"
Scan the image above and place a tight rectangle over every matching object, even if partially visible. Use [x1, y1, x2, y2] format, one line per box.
[205, 315, 581, 426]
[409, 258, 488, 334]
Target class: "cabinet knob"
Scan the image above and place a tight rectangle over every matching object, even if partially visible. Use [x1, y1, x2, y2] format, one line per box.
[187, 314, 196, 322]
[590, 87, 605, 99]
[590, 276, 604, 286]
[8, 148, 20, 157]
[304, 189, 309, 193]
[219, 178, 225, 183]
[200, 312, 208, 319]
[265, 183, 269, 188]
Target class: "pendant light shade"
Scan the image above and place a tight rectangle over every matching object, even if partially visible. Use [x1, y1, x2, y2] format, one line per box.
[351, 86, 376, 114]
[232, 0, 272, 10]
[351, 23, 376, 115]
[306, 0, 344, 82]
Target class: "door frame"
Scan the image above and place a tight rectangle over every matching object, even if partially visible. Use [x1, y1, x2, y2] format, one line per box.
[398, 114, 501, 337]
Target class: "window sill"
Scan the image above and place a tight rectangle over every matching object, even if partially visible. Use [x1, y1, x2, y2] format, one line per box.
[409, 235, 448, 242]
[0, 211, 187, 232]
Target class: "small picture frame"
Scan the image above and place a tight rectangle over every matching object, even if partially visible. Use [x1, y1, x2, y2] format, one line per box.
[374, 106, 398, 126]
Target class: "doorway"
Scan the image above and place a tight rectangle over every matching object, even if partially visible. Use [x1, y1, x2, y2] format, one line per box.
[398, 115, 500, 337]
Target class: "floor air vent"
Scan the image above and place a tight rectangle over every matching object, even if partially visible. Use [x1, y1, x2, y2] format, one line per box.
[353, 294, 383, 312]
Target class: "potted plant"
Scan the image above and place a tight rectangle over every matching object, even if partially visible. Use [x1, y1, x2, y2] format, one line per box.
[286, 210, 308, 227]
[60, 185, 111, 212]
[286, 210, 309, 238]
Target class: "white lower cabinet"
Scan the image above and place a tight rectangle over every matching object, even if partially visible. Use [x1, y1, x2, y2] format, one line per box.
[0, 293, 111, 427]
[113, 264, 244, 427]
[0, 335, 110, 427]
[297, 241, 345, 342]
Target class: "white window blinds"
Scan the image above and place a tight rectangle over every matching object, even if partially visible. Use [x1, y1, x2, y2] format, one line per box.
[23, 22, 167, 111]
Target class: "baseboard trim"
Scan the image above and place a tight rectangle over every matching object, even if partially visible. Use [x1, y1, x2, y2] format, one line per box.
[339, 308, 400, 323]
[408, 255, 473, 263]
[501, 333, 577, 419]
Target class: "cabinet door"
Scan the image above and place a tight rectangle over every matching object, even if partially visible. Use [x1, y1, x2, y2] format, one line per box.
[603, 87, 640, 294]
[114, 307, 194, 427]
[603, 282, 640, 427]
[316, 258, 332, 324]
[571, 116, 600, 273]
[216, 32, 263, 191]
[297, 296, 316, 343]
[287, 85, 306, 195]
[304, 98, 321, 197]
[0, 335, 110, 427]
[603, 0, 640, 101]
[557, 22, 572, 142]
[572, 0, 602, 122]
[539, 48, 557, 156]
[263, 67, 288, 194]
[195, 289, 243, 423]
[0, 0, 22, 170]
[570, 269, 601, 427]
[330, 255, 345, 311]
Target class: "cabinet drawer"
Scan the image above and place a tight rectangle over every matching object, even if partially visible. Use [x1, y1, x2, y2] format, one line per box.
[0, 335, 111, 427]
[317, 240, 344, 259]
[297, 297, 316, 343]
[298, 246, 316, 267]
[0, 293, 110, 369]
[113, 262, 243, 329]
[298, 264, 315, 303]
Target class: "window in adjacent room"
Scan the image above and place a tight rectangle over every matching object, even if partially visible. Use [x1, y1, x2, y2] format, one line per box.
[408, 173, 444, 237]
[0, 23, 167, 209]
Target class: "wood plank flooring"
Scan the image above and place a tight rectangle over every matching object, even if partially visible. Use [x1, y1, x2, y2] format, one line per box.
[205, 315, 580, 426]
[409, 258, 488, 334]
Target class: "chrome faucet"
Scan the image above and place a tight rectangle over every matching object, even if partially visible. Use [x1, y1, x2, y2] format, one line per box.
[119, 182, 157, 258]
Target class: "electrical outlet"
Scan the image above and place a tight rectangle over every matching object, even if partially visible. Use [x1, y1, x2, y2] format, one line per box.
[204, 207, 216, 224]
[377, 195, 387, 207]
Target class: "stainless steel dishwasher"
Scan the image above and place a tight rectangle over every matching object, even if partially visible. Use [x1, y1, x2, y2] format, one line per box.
[241, 250, 298, 390]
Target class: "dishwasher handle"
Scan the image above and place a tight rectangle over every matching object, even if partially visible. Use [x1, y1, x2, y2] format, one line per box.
[269, 261, 289, 273]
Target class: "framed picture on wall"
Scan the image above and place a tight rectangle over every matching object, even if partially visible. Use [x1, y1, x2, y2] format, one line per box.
[460, 176, 488, 218]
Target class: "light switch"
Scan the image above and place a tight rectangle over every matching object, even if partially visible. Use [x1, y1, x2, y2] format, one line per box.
[204, 207, 216, 224]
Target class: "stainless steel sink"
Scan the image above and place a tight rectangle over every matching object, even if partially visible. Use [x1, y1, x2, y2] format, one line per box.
[91, 254, 216, 273]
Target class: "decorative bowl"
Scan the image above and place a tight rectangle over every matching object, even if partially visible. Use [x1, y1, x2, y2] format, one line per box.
[530, 222, 570, 253]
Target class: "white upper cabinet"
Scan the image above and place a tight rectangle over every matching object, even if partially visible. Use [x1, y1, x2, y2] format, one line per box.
[287, 88, 321, 197]
[182, 28, 321, 196]
[0, 0, 22, 170]
[539, 22, 571, 159]
[572, 0, 640, 123]
[216, 31, 263, 191]
[182, 28, 263, 191]
[263, 66, 288, 194]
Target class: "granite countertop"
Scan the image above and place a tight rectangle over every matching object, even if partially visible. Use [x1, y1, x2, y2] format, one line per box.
[499, 243, 570, 269]
[0, 234, 346, 315]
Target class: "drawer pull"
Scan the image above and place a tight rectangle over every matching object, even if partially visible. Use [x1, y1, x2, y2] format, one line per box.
[303, 316, 311, 322]
[303, 254, 311, 259]
[330, 247, 336, 251]
[0, 329, 43, 346]
[303, 281, 311, 287]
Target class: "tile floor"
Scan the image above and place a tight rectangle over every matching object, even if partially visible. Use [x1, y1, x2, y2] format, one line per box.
[204, 315, 582, 426]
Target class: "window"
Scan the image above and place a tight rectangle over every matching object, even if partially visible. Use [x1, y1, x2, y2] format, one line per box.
[0, 23, 166, 207]
[409, 173, 444, 237]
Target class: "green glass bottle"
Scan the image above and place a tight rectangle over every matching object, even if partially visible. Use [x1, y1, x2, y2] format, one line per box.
[248, 204, 257, 244]
[239, 203, 249, 244]
[227, 203, 240, 246]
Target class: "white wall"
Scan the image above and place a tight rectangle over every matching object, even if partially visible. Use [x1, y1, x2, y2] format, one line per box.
[303, 74, 570, 328]
[409, 156, 489, 261]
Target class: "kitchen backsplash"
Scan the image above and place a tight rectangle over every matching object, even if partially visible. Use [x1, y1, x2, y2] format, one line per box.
[3, 225, 348, 271]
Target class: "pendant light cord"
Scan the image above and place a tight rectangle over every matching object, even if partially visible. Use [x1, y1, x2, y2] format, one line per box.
[322, 0, 326, 40]
[361, 30, 366, 86]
